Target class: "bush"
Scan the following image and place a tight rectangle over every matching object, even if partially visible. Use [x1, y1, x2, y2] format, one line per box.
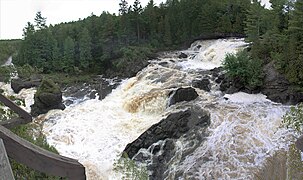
[36, 78, 60, 96]
[223, 50, 263, 89]
[282, 103, 303, 133]
[113, 153, 148, 180]
[114, 46, 153, 70]
[0, 65, 15, 83]
[16, 64, 41, 79]
[0, 94, 63, 179]
[10, 124, 62, 179]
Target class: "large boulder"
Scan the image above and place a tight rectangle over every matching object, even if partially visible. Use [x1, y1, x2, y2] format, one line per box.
[11, 75, 42, 93]
[261, 62, 303, 104]
[31, 78, 65, 117]
[168, 87, 199, 106]
[123, 106, 210, 159]
[192, 78, 210, 92]
[178, 52, 188, 59]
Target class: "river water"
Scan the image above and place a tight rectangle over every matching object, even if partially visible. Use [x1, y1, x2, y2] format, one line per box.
[0, 38, 295, 179]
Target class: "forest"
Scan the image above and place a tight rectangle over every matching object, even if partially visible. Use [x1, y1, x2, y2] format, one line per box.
[14, 0, 250, 75]
[6, 0, 303, 87]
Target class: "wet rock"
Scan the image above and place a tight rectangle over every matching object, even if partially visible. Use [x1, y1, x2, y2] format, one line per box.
[148, 139, 175, 180]
[63, 77, 120, 103]
[123, 107, 210, 159]
[261, 62, 303, 104]
[168, 87, 198, 106]
[178, 52, 188, 59]
[11, 75, 42, 93]
[296, 135, 303, 152]
[192, 78, 210, 92]
[31, 79, 65, 117]
[215, 74, 225, 84]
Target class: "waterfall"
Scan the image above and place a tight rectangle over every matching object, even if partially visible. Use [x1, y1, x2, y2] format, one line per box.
[36, 38, 294, 179]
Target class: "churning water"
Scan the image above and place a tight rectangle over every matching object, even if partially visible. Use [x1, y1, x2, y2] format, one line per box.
[1, 38, 295, 179]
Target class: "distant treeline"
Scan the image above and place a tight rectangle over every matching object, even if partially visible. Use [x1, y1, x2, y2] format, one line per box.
[14, 0, 250, 74]
[0, 40, 21, 64]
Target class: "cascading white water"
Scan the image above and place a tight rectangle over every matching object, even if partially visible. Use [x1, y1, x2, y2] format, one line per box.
[37, 38, 295, 179]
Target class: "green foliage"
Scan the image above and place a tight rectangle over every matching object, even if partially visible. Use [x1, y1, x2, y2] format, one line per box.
[0, 40, 21, 64]
[44, 73, 92, 86]
[282, 103, 303, 133]
[0, 65, 15, 83]
[223, 50, 263, 89]
[0, 95, 25, 122]
[114, 46, 153, 70]
[15, 0, 251, 75]
[0, 94, 62, 179]
[287, 144, 303, 179]
[36, 78, 60, 96]
[113, 153, 148, 180]
[16, 64, 41, 79]
[245, 0, 303, 87]
[10, 124, 62, 179]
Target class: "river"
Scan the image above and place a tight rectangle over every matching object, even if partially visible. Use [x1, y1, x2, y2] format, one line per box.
[1, 38, 295, 179]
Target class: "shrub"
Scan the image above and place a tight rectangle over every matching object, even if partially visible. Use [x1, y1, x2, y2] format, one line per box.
[36, 78, 60, 96]
[113, 153, 148, 180]
[10, 124, 62, 179]
[16, 64, 42, 79]
[282, 103, 303, 133]
[0, 65, 15, 83]
[223, 50, 263, 89]
[0, 95, 62, 179]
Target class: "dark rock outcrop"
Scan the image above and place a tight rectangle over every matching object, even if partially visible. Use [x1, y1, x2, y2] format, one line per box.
[31, 79, 65, 117]
[11, 75, 42, 93]
[63, 77, 120, 106]
[296, 135, 303, 152]
[192, 78, 210, 92]
[178, 52, 188, 59]
[168, 87, 198, 106]
[106, 58, 150, 78]
[123, 107, 210, 159]
[261, 62, 303, 104]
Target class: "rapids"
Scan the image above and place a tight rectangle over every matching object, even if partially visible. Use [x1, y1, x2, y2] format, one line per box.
[1, 38, 295, 179]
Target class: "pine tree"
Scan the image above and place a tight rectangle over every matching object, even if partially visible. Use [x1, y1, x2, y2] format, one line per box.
[245, 0, 263, 42]
[132, 0, 143, 42]
[22, 22, 35, 38]
[79, 28, 92, 70]
[286, 0, 303, 84]
[119, 0, 128, 15]
[34, 11, 47, 30]
[63, 36, 75, 72]
[164, 15, 172, 46]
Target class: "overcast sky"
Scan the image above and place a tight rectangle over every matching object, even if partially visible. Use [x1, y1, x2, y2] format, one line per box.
[0, 0, 270, 40]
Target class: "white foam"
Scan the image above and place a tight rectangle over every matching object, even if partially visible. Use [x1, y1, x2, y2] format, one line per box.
[224, 92, 270, 104]
[41, 38, 295, 179]
[42, 73, 169, 179]
[178, 38, 248, 70]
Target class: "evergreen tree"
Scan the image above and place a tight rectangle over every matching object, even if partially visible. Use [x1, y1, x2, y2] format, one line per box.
[245, 0, 263, 42]
[132, 0, 143, 42]
[79, 28, 92, 70]
[119, 0, 129, 15]
[286, 0, 303, 83]
[63, 36, 75, 72]
[34, 11, 47, 30]
[22, 22, 35, 38]
[164, 15, 172, 46]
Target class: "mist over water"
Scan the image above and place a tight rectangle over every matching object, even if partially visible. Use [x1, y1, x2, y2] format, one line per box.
[35, 38, 294, 179]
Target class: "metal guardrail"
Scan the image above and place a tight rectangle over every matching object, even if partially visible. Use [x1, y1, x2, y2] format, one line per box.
[0, 94, 86, 179]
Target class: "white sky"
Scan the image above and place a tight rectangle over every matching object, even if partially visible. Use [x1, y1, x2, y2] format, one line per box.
[0, 0, 270, 40]
[0, 0, 166, 40]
